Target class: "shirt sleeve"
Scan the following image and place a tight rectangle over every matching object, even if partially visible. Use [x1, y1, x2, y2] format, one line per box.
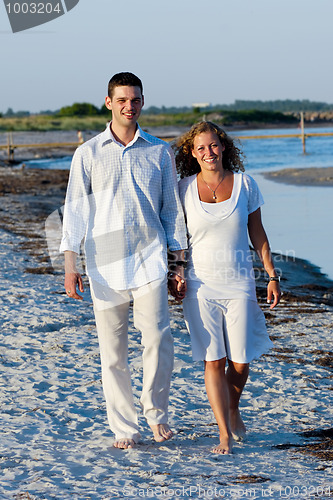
[244, 174, 264, 215]
[159, 145, 188, 251]
[59, 146, 92, 254]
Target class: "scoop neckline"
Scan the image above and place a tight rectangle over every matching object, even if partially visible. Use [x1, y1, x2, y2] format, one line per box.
[196, 171, 235, 205]
[191, 172, 242, 221]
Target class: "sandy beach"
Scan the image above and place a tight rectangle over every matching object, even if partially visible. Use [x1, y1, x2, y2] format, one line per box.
[0, 162, 332, 498]
[263, 167, 333, 186]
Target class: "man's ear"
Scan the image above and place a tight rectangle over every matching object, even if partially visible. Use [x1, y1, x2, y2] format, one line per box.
[105, 96, 112, 111]
[141, 95, 145, 107]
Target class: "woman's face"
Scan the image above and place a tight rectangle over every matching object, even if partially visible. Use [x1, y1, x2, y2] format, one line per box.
[191, 131, 225, 173]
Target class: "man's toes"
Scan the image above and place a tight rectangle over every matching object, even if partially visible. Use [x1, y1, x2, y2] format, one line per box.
[161, 427, 173, 439]
[113, 438, 136, 449]
[150, 424, 173, 442]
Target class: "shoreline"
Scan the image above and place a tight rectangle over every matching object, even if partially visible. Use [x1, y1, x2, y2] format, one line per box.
[262, 167, 333, 186]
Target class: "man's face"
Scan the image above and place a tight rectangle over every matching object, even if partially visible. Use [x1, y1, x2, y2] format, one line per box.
[105, 85, 144, 128]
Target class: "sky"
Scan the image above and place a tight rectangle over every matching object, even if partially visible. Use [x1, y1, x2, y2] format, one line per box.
[1, 0, 333, 113]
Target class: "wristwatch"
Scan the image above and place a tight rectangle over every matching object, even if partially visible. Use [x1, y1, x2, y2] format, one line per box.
[269, 276, 280, 282]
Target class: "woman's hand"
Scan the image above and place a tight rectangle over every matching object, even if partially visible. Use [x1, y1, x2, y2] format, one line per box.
[267, 280, 281, 309]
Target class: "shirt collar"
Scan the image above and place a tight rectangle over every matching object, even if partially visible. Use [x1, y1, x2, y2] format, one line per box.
[101, 122, 153, 147]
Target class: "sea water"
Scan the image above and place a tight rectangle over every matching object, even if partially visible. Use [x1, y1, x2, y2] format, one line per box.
[236, 126, 333, 171]
[20, 126, 333, 280]
[235, 126, 333, 280]
[20, 126, 333, 172]
[255, 174, 333, 280]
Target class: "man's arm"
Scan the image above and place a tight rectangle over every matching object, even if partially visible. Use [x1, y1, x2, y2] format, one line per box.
[159, 146, 188, 250]
[60, 147, 91, 300]
[64, 250, 84, 300]
[159, 146, 188, 300]
[168, 249, 187, 300]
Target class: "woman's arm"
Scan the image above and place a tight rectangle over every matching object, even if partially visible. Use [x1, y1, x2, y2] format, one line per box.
[248, 208, 281, 309]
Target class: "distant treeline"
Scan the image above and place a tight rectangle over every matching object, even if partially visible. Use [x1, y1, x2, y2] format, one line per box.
[2, 99, 333, 132]
[1, 99, 332, 118]
[144, 99, 333, 115]
[55, 105, 297, 125]
[0, 103, 110, 119]
[228, 99, 333, 112]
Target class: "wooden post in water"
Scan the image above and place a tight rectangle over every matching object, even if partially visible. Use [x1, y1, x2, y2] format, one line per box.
[300, 111, 306, 154]
[77, 130, 84, 144]
[7, 132, 14, 161]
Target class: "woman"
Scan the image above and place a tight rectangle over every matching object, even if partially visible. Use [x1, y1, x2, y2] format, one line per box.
[173, 121, 281, 454]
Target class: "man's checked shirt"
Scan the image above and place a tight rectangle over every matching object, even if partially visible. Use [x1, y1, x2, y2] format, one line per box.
[60, 124, 187, 290]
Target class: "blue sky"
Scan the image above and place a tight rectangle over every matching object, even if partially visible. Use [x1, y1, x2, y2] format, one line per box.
[1, 0, 332, 113]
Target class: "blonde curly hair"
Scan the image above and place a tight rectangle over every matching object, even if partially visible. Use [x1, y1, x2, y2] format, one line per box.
[174, 121, 245, 178]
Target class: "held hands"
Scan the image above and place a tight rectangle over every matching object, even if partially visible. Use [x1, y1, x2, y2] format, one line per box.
[168, 269, 187, 301]
[64, 272, 84, 300]
[267, 280, 281, 309]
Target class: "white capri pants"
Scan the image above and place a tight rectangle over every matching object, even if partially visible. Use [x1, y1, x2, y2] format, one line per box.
[183, 297, 273, 363]
[90, 276, 173, 443]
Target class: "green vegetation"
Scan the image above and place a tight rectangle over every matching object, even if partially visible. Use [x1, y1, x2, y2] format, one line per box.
[143, 99, 333, 114]
[0, 114, 111, 132]
[1, 98, 333, 132]
[224, 99, 332, 112]
[212, 109, 297, 125]
[56, 102, 102, 117]
[0, 109, 299, 132]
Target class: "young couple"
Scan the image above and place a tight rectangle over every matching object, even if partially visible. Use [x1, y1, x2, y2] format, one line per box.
[61, 72, 280, 455]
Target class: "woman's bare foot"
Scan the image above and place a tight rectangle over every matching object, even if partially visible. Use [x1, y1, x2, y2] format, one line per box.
[212, 435, 233, 454]
[229, 408, 246, 441]
[113, 438, 136, 449]
[149, 423, 173, 442]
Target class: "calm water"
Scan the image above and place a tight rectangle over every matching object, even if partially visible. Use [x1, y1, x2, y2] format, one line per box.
[20, 126, 333, 172]
[21, 126, 333, 280]
[236, 126, 333, 172]
[236, 127, 333, 280]
[255, 174, 333, 281]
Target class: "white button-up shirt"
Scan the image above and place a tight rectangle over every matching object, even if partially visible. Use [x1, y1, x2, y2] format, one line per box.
[60, 124, 187, 290]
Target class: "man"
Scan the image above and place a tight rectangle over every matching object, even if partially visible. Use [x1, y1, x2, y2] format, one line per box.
[60, 72, 187, 449]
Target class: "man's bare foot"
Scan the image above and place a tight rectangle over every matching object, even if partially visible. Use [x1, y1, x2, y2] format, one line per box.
[113, 438, 136, 449]
[149, 423, 173, 443]
[230, 408, 246, 441]
[212, 436, 233, 454]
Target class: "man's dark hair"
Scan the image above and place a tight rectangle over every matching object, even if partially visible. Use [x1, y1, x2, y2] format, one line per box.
[108, 72, 143, 99]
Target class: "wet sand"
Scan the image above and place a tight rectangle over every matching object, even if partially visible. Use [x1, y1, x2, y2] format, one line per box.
[263, 167, 333, 186]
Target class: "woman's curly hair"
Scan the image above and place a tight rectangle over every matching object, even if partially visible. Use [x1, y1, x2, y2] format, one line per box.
[174, 121, 245, 178]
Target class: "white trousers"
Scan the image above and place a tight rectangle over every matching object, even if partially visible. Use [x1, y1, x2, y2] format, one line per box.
[90, 276, 173, 442]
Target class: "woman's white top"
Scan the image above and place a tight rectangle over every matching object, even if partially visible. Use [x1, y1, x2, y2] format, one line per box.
[178, 172, 264, 300]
